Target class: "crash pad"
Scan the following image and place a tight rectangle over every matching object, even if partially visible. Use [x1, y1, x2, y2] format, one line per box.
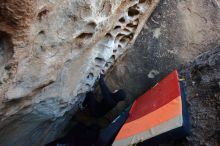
[112, 70, 190, 146]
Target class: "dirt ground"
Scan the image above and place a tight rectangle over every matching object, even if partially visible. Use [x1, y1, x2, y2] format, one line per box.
[169, 47, 220, 146]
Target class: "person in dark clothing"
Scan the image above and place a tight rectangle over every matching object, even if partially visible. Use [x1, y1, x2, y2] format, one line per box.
[45, 74, 127, 146]
[45, 122, 100, 146]
[82, 74, 127, 118]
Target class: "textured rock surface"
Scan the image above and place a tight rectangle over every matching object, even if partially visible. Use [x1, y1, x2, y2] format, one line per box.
[106, 0, 220, 145]
[157, 47, 220, 146]
[107, 0, 220, 101]
[0, 0, 159, 146]
[178, 47, 220, 146]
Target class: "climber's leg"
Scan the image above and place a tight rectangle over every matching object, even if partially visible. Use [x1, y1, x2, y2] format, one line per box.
[83, 92, 101, 117]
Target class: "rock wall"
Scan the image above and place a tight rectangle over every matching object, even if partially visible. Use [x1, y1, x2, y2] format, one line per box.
[179, 47, 220, 146]
[106, 0, 220, 99]
[106, 0, 220, 145]
[0, 0, 159, 146]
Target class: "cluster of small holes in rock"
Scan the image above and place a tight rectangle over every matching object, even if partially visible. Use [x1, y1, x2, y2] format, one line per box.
[80, 0, 149, 93]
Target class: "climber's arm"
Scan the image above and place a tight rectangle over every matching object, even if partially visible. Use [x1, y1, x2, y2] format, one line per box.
[99, 74, 116, 105]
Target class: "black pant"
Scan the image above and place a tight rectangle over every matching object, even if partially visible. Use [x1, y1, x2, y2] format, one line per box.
[84, 76, 117, 118]
[45, 123, 100, 146]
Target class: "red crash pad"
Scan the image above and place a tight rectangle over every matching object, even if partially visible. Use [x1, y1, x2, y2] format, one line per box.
[112, 70, 187, 146]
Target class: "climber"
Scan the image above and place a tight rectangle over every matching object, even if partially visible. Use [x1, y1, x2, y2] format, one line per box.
[45, 74, 127, 146]
[82, 73, 127, 118]
[45, 122, 100, 146]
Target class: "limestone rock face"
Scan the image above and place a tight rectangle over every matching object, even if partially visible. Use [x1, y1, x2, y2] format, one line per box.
[0, 0, 159, 145]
